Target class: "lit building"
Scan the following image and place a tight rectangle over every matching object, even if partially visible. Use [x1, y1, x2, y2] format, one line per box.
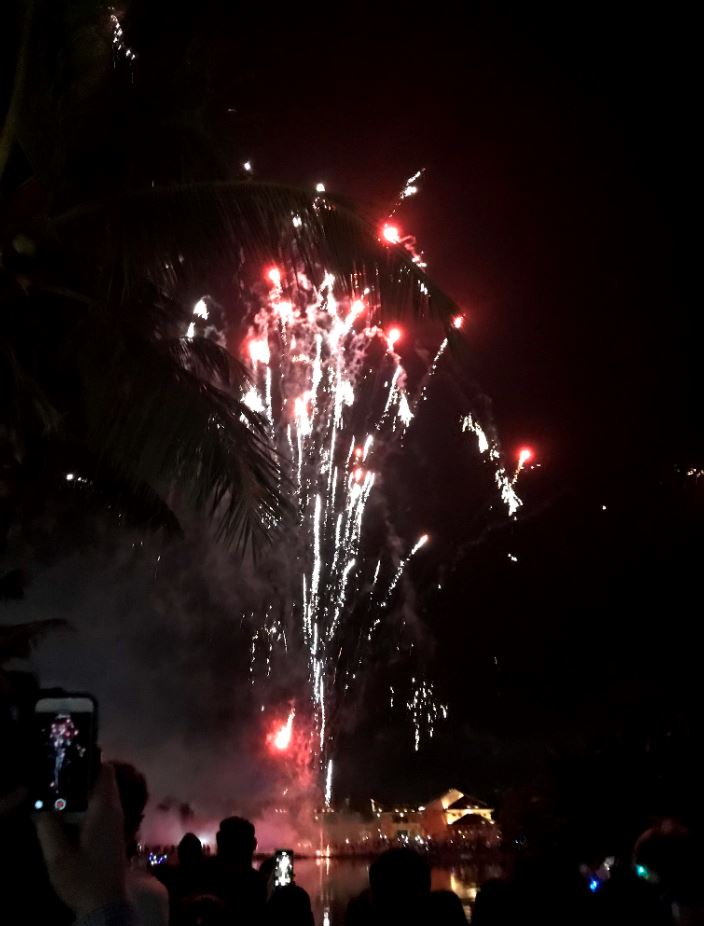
[313, 788, 497, 851]
[372, 789, 495, 842]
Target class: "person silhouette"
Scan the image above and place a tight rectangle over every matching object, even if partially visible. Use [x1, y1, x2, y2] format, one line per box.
[111, 761, 169, 926]
[199, 816, 266, 923]
[259, 854, 314, 926]
[346, 847, 465, 925]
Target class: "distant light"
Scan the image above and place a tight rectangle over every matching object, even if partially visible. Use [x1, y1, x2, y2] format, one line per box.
[635, 864, 649, 880]
[354, 467, 364, 482]
[452, 314, 464, 330]
[292, 215, 303, 228]
[65, 473, 75, 481]
[350, 299, 364, 315]
[267, 267, 281, 286]
[243, 161, 252, 172]
[193, 298, 208, 319]
[517, 447, 534, 467]
[315, 182, 326, 193]
[588, 878, 600, 893]
[601, 505, 607, 511]
[382, 224, 401, 244]
[387, 327, 402, 346]
[34, 800, 43, 810]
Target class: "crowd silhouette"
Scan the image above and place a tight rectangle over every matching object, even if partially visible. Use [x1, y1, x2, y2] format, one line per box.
[0, 753, 699, 924]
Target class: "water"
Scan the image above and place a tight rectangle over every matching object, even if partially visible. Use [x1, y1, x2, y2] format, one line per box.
[294, 857, 502, 924]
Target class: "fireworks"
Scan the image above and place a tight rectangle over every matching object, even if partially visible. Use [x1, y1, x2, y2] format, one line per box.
[268, 709, 296, 753]
[461, 414, 524, 517]
[110, 10, 136, 64]
[242, 264, 442, 795]
[240, 175, 524, 801]
[406, 680, 448, 752]
[382, 224, 401, 244]
[515, 446, 535, 480]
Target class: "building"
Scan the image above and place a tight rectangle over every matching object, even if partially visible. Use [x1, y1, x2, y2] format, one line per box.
[312, 788, 497, 852]
[371, 788, 495, 843]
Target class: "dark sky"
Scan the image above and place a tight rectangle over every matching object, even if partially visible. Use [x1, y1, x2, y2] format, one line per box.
[22, 5, 701, 816]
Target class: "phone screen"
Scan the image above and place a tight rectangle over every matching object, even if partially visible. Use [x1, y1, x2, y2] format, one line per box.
[274, 849, 294, 887]
[32, 697, 96, 814]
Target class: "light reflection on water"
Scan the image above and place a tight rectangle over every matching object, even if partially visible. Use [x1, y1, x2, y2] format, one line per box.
[295, 857, 502, 924]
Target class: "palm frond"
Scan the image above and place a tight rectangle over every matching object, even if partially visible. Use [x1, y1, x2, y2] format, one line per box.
[72, 317, 286, 549]
[53, 182, 456, 320]
[164, 336, 251, 391]
[0, 618, 69, 663]
[0, 0, 34, 183]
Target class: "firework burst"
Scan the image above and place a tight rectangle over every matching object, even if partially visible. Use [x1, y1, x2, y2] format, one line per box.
[238, 177, 527, 803]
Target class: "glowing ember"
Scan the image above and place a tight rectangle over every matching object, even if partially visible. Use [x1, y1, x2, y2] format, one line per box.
[267, 267, 281, 286]
[452, 314, 464, 329]
[387, 327, 402, 346]
[517, 447, 534, 467]
[381, 224, 401, 244]
[269, 710, 295, 752]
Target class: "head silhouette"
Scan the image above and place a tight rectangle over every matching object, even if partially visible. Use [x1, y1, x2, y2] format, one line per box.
[369, 847, 431, 909]
[110, 760, 148, 858]
[216, 816, 257, 865]
[178, 832, 204, 867]
[634, 819, 695, 900]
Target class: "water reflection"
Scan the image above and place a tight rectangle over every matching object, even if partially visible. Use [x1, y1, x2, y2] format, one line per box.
[295, 856, 501, 924]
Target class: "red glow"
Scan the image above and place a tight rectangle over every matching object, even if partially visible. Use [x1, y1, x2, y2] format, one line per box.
[354, 467, 364, 482]
[381, 224, 401, 244]
[267, 710, 295, 753]
[387, 327, 402, 346]
[354, 447, 363, 459]
[452, 314, 464, 330]
[266, 267, 281, 286]
[517, 447, 534, 467]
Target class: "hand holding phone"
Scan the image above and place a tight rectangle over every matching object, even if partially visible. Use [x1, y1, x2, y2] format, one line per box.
[35, 763, 127, 918]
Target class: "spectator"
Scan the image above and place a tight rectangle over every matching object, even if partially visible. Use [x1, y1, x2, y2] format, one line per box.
[111, 761, 169, 926]
[161, 833, 209, 924]
[199, 816, 266, 923]
[259, 854, 315, 926]
[346, 847, 465, 924]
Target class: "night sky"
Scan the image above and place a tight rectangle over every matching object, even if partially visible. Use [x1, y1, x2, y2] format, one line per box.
[18, 6, 702, 823]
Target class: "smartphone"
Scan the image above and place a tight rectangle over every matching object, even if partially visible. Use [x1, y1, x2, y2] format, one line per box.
[31, 695, 97, 820]
[273, 849, 294, 887]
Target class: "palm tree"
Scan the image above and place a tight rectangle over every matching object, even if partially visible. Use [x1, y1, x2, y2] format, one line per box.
[0, 0, 454, 584]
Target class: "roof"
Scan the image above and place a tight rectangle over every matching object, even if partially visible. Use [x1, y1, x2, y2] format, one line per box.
[446, 795, 490, 810]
